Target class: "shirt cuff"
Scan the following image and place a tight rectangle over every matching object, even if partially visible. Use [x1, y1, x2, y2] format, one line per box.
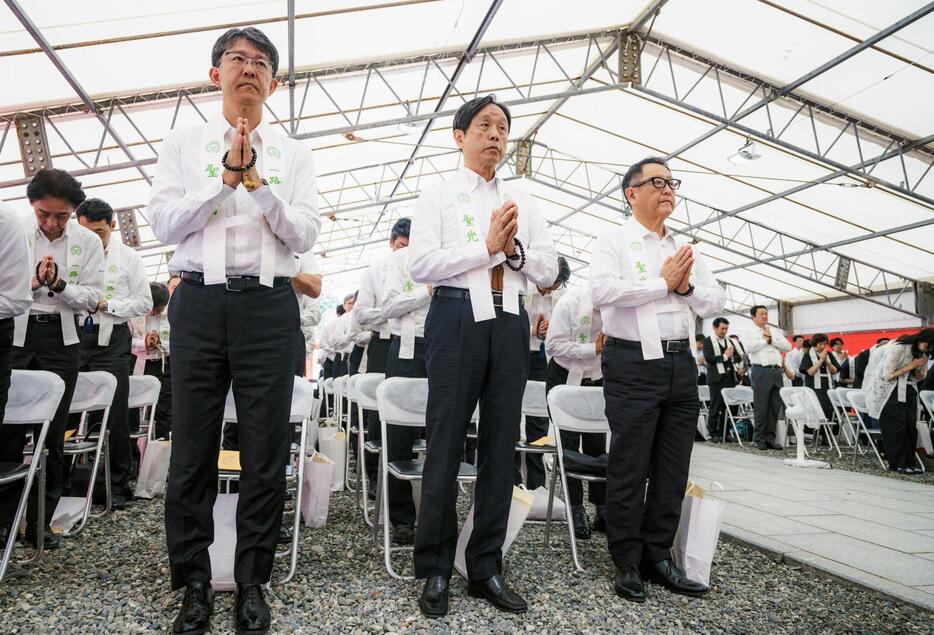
[248, 183, 277, 211]
[582, 343, 597, 359]
[646, 277, 669, 300]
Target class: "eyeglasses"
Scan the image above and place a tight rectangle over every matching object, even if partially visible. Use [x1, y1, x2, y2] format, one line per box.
[221, 51, 272, 75]
[629, 176, 682, 191]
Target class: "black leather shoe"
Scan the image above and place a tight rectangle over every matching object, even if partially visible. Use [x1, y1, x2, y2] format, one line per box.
[767, 442, 784, 451]
[24, 523, 59, 550]
[642, 559, 708, 597]
[277, 524, 292, 544]
[418, 576, 449, 618]
[172, 581, 214, 634]
[593, 506, 606, 534]
[235, 584, 270, 634]
[392, 524, 415, 546]
[571, 506, 592, 540]
[614, 565, 646, 603]
[467, 574, 527, 613]
[756, 442, 769, 451]
[0, 524, 11, 550]
[111, 494, 130, 511]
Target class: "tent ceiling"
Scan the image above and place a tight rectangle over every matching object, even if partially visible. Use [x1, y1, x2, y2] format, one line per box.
[0, 0, 931, 318]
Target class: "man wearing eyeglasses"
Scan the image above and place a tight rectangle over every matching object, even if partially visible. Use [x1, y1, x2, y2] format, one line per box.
[149, 27, 320, 635]
[591, 157, 724, 603]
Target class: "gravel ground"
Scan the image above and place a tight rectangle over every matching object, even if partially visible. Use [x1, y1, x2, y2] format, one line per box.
[1, 485, 932, 634]
[702, 438, 934, 485]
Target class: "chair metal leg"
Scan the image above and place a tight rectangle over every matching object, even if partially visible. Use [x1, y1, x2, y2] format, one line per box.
[281, 419, 308, 584]
[18, 451, 47, 566]
[544, 459, 559, 547]
[372, 456, 383, 548]
[561, 469, 584, 572]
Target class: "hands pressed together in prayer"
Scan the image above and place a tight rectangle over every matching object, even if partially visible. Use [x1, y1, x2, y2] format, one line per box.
[486, 201, 519, 257]
[661, 244, 693, 294]
[145, 331, 161, 351]
[31, 255, 57, 291]
[222, 117, 264, 192]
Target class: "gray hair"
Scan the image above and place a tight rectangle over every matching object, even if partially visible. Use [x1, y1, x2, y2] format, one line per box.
[211, 27, 280, 76]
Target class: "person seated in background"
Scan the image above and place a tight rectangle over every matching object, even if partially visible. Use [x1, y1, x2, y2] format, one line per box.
[695, 334, 707, 386]
[799, 333, 837, 420]
[854, 337, 889, 389]
[703, 318, 736, 442]
[830, 337, 853, 387]
[130, 281, 172, 439]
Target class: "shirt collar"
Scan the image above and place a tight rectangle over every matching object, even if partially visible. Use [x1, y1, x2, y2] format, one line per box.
[455, 166, 500, 194]
[624, 215, 674, 242]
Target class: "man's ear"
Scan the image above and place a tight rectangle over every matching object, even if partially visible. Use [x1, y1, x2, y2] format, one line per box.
[453, 129, 465, 151]
[209, 66, 221, 87]
[266, 78, 279, 96]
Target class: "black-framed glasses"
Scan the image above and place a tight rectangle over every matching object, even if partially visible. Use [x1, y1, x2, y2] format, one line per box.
[630, 176, 682, 191]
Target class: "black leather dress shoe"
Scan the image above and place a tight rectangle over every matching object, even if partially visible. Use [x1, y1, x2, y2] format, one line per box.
[0, 525, 11, 550]
[571, 506, 592, 540]
[235, 584, 270, 634]
[467, 574, 527, 613]
[172, 581, 214, 634]
[756, 442, 769, 451]
[24, 523, 59, 550]
[392, 524, 415, 546]
[277, 524, 293, 544]
[418, 576, 449, 618]
[111, 494, 130, 511]
[593, 506, 606, 534]
[767, 442, 784, 451]
[642, 559, 708, 596]
[614, 565, 646, 603]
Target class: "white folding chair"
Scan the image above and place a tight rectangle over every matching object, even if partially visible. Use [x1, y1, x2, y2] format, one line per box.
[846, 389, 886, 470]
[697, 384, 711, 439]
[921, 390, 934, 436]
[332, 376, 354, 492]
[62, 371, 118, 534]
[321, 378, 335, 421]
[375, 377, 477, 580]
[353, 373, 384, 527]
[828, 387, 857, 448]
[547, 385, 610, 572]
[0, 371, 64, 583]
[127, 375, 161, 442]
[721, 386, 755, 446]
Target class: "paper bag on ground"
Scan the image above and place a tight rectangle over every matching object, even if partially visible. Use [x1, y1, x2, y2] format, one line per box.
[526, 485, 567, 521]
[301, 452, 334, 528]
[135, 440, 171, 499]
[454, 486, 534, 578]
[917, 421, 933, 455]
[318, 428, 346, 492]
[209, 493, 238, 592]
[672, 482, 724, 587]
[50, 497, 85, 535]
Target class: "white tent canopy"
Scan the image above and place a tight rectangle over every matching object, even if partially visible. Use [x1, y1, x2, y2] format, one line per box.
[1, 0, 931, 321]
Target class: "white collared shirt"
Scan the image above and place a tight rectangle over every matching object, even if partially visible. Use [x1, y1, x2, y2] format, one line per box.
[382, 247, 431, 338]
[545, 286, 603, 380]
[295, 252, 322, 350]
[318, 315, 341, 361]
[590, 217, 724, 341]
[741, 324, 791, 366]
[329, 311, 357, 354]
[84, 241, 153, 326]
[353, 256, 391, 336]
[131, 313, 170, 359]
[408, 167, 557, 291]
[785, 347, 804, 376]
[525, 283, 562, 351]
[148, 114, 320, 277]
[25, 217, 104, 317]
[0, 204, 32, 320]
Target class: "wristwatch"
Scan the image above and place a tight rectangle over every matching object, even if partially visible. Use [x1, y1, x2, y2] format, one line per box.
[50, 279, 66, 294]
[674, 283, 695, 297]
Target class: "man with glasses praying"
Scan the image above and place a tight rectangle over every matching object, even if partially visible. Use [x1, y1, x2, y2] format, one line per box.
[148, 27, 320, 635]
[591, 157, 724, 603]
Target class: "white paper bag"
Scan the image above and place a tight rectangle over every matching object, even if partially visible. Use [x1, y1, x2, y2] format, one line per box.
[696, 414, 710, 440]
[134, 440, 171, 499]
[454, 486, 534, 578]
[917, 421, 933, 455]
[672, 483, 724, 587]
[51, 496, 85, 535]
[209, 493, 238, 592]
[301, 452, 334, 528]
[775, 417, 788, 448]
[318, 428, 346, 492]
[526, 485, 566, 521]
[137, 436, 148, 464]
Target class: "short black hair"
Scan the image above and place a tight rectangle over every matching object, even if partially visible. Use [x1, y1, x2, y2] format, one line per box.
[792, 335, 804, 342]
[26, 169, 86, 208]
[453, 95, 511, 134]
[811, 333, 829, 346]
[211, 27, 279, 76]
[713, 317, 729, 328]
[343, 293, 355, 303]
[749, 304, 768, 318]
[622, 156, 669, 190]
[390, 217, 411, 242]
[75, 198, 114, 224]
[554, 256, 571, 287]
[150, 283, 169, 308]
[802, 339, 811, 350]
[876, 337, 890, 345]
[695, 333, 706, 343]
[336, 305, 345, 316]
[830, 337, 844, 347]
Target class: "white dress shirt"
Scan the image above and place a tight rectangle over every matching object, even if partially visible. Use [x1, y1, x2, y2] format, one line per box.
[545, 286, 603, 382]
[525, 283, 563, 352]
[330, 311, 357, 355]
[382, 247, 432, 339]
[148, 113, 320, 278]
[408, 167, 558, 307]
[353, 256, 392, 339]
[784, 347, 804, 377]
[84, 240, 153, 327]
[318, 316, 341, 361]
[590, 217, 724, 345]
[0, 203, 32, 320]
[741, 324, 791, 366]
[295, 251, 321, 351]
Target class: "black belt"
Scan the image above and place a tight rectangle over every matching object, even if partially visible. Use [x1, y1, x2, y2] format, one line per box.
[605, 336, 690, 354]
[83, 322, 130, 334]
[29, 313, 77, 324]
[433, 287, 504, 300]
[390, 334, 425, 345]
[751, 364, 781, 369]
[180, 271, 291, 292]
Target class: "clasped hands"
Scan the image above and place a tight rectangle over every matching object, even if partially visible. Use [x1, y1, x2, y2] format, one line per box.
[145, 331, 161, 351]
[31, 255, 58, 291]
[486, 201, 519, 257]
[222, 117, 263, 192]
[661, 245, 693, 294]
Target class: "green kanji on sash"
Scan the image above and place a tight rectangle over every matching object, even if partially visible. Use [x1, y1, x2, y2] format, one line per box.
[466, 230, 479, 243]
[205, 164, 219, 178]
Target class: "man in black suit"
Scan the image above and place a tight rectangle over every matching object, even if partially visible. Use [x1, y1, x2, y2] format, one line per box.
[703, 318, 736, 441]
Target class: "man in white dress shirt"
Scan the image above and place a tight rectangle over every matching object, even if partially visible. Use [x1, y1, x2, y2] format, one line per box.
[784, 335, 805, 387]
[740, 305, 791, 451]
[292, 250, 322, 376]
[408, 95, 558, 617]
[0, 202, 33, 550]
[591, 156, 724, 603]
[330, 293, 357, 377]
[0, 169, 104, 552]
[148, 27, 320, 635]
[75, 199, 153, 508]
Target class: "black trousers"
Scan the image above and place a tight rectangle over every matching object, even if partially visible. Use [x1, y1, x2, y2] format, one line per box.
[602, 340, 698, 568]
[751, 366, 784, 445]
[164, 280, 297, 589]
[0, 319, 80, 527]
[348, 344, 365, 376]
[382, 335, 426, 527]
[707, 374, 736, 436]
[545, 359, 605, 508]
[0, 319, 13, 526]
[413, 294, 529, 580]
[879, 386, 918, 470]
[362, 336, 392, 482]
[143, 356, 173, 440]
[293, 330, 306, 377]
[515, 348, 548, 489]
[77, 323, 132, 494]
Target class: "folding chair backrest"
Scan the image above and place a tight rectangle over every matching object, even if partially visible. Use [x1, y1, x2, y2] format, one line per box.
[322, 378, 334, 395]
[69, 371, 118, 414]
[377, 377, 428, 427]
[334, 376, 347, 397]
[128, 375, 161, 409]
[723, 386, 754, 406]
[3, 370, 65, 425]
[827, 387, 844, 408]
[290, 378, 316, 423]
[799, 388, 825, 428]
[347, 374, 360, 402]
[779, 386, 800, 410]
[698, 384, 710, 403]
[921, 390, 934, 417]
[355, 373, 384, 411]
[547, 385, 609, 435]
[522, 380, 548, 419]
[847, 389, 868, 414]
